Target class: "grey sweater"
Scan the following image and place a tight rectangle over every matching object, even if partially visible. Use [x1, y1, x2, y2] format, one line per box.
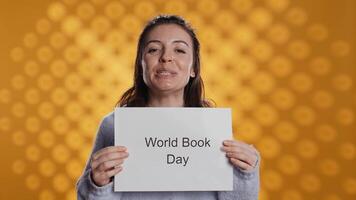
[76, 112, 260, 200]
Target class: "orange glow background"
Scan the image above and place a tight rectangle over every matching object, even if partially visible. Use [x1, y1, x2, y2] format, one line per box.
[0, 0, 355, 199]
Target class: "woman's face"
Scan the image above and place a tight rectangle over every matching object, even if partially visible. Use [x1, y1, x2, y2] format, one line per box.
[142, 24, 195, 95]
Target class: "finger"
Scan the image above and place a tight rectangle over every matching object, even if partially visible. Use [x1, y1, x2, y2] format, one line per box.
[105, 166, 123, 178]
[221, 144, 254, 157]
[93, 146, 127, 160]
[223, 140, 248, 147]
[93, 151, 129, 165]
[223, 140, 255, 153]
[223, 140, 256, 155]
[230, 158, 253, 171]
[92, 152, 129, 169]
[248, 144, 259, 155]
[226, 151, 256, 167]
[221, 142, 258, 166]
[97, 166, 123, 182]
[221, 145, 245, 153]
[97, 159, 124, 172]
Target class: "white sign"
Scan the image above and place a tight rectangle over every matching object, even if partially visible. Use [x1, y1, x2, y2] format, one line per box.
[114, 108, 233, 191]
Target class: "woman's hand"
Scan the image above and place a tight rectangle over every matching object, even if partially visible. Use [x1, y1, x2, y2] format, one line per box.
[90, 146, 129, 187]
[221, 140, 259, 171]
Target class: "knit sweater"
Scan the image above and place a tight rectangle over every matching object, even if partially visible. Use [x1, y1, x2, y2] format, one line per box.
[76, 111, 260, 200]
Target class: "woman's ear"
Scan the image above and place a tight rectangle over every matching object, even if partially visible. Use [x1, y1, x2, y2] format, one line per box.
[190, 68, 196, 78]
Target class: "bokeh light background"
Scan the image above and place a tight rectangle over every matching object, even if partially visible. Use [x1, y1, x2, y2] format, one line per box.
[0, 0, 355, 199]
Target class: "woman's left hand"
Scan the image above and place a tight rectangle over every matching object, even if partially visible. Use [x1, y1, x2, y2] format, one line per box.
[221, 140, 259, 171]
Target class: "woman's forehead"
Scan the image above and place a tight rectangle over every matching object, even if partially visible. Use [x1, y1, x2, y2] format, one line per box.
[146, 24, 193, 45]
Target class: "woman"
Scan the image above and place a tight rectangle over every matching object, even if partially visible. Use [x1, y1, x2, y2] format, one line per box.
[77, 15, 260, 200]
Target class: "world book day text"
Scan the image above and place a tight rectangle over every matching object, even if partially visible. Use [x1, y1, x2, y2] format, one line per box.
[144, 137, 212, 167]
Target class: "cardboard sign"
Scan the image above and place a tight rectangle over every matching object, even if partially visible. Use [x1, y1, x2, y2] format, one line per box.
[114, 108, 233, 191]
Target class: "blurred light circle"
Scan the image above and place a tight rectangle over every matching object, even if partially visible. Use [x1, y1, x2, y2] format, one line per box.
[38, 102, 55, 120]
[61, 16, 82, 36]
[12, 159, 26, 175]
[253, 103, 279, 126]
[248, 7, 273, 30]
[77, 2, 95, 20]
[318, 158, 340, 176]
[290, 73, 313, 93]
[339, 142, 355, 160]
[296, 139, 319, 159]
[47, 2, 67, 21]
[307, 24, 328, 42]
[52, 144, 71, 163]
[23, 32, 39, 48]
[270, 88, 295, 110]
[267, 23, 290, 45]
[53, 173, 70, 193]
[282, 189, 302, 200]
[10, 47, 25, 62]
[104, 1, 125, 19]
[332, 74, 352, 91]
[50, 32, 68, 49]
[262, 169, 283, 191]
[51, 115, 70, 135]
[50, 60, 68, 78]
[25, 145, 41, 162]
[230, 0, 254, 15]
[343, 178, 356, 194]
[36, 18, 51, 35]
[25, 174, 41, 190]
[39, 159, 56, 177]
[24, 61, 40, 77]
[330, 40, 351, 57]
[314, 124, 337, 143]
[266, 0, 290, 13]
[257, 136, 281, 159]
[277, 154, 301, 175]
[38, 130, 56, 148]
[312, 90, 334, 109]
[286, 7, 308, 26]
[299, 173, 321, 193]
[37, 46, 54, 63]
[39, 190, 55, 200]
[12, 130, 26, 146]
[273, 121, 298, 142]
[268, 56, 293, 77]
[288, 40, 311, 60]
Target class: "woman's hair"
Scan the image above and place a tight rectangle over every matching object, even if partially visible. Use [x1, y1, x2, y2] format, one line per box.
[116, 14, 213, 107]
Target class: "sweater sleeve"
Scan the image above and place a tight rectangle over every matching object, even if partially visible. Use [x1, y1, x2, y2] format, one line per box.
[76, 112, 123, 200]
[217, 155, 260, 200]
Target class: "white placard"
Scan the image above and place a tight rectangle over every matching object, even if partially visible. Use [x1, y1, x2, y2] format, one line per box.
[114, 108, 233, 191]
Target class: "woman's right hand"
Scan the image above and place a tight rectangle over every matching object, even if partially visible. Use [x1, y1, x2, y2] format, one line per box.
[90, 146, 129, 187]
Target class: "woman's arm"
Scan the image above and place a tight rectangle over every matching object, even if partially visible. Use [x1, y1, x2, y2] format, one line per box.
[76, 112, 124, 200]
[218, 140, 260, 200]
[218, 160, 260, 200]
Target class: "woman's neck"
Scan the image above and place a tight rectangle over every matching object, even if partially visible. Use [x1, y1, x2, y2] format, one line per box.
[147, 91, 184, 107]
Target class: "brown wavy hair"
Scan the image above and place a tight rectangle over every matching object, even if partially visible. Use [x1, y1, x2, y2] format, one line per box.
[116, 15, 213, 107]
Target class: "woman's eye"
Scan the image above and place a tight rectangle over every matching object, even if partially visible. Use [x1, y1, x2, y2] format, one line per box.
[175, 49, 186, 54]
[148, 48, 159, 53]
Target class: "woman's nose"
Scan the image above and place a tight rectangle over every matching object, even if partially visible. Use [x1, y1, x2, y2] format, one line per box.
[159, 49, 173, 63]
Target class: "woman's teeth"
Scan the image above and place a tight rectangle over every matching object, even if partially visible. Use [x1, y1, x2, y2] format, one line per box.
[158, 71, 171, 75]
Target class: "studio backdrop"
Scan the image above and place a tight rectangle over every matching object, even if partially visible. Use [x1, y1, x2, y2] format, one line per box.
[0, 0, 355, 199]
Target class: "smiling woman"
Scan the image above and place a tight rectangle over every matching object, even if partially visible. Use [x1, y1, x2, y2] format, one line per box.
[117, 15, 212, 107]
[142, 24, 195, 101]
[76, 15, 260, 200]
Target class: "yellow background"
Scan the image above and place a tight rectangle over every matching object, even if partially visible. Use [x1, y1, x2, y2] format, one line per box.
[0, 0, 355, 199]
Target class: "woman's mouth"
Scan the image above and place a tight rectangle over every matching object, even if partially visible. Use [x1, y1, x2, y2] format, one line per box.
[155, 69, 177, 77]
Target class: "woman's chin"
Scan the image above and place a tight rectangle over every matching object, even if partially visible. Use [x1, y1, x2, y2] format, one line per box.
[151, 80, 173, 90]
[151, 84, 183, 94]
